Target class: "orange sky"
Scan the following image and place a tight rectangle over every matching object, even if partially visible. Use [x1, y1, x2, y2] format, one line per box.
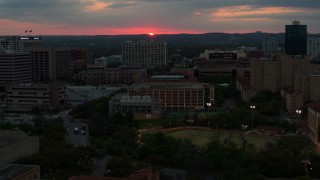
[0, 1, 319, 35]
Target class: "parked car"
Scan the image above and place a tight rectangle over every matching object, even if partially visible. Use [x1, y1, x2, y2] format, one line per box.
[74, 127, 79, 134]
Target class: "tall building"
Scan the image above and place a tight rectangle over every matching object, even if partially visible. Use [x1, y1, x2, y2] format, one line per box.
[250, 58, 281, 93]
[307, 37, 320, 58]
[262, 37, 278, 58]
[122, 41, 167, 68]
[285, 20, 307, 56]
[28, 47, 72, 82]
[0, 52, 32, 88]
[0, 36, 42, 52]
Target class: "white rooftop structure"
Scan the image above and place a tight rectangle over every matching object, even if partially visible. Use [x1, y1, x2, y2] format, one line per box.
[66, 85, 120, 105]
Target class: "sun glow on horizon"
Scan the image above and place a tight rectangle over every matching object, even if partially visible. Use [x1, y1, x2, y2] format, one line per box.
[148, 32, 155, 36]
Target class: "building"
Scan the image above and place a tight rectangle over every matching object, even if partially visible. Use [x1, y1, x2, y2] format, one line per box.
[94, 55, 122, 67]
[70, 48, 89, 73]
[0, 130, 39, 167]
[66, 85, 120, 105]
[5, 82, 66, 112]
[307, 37, 320, 58]
[28, 47, 72, 82]
[0, 164, 40, 180]
[250, 58, 281, 93]
[285, 20, 307, 56]
[122, 41, 167, 68]
[108, 93, 160, 117]
[0, 52, 32, 88]
[0, 36, 42, 52]
[200, 49, 247, 61]
[78, 67, 146, 85]
[307, 102, 320, 144]
[128, 76, 214, 111]
[262, 37, 278, 58]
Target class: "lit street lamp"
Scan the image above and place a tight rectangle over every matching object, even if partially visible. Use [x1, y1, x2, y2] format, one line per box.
[206, 102, 211, 127]
[250, 105, 255, 130]
[296, 109, 302, 134]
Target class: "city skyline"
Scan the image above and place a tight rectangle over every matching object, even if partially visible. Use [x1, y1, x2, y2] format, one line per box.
[0, 0, 320, 35]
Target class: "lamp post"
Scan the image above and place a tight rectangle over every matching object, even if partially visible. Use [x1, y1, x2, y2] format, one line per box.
[206, 102, 211, 127]
[250, 105, 255, 130]
[296, 109, 302, 134]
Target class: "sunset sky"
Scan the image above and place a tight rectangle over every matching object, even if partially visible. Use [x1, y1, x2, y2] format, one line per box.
[0, 0, 319, 35]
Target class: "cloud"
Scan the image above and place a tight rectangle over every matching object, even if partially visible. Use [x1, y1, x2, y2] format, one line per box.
[0, 0, 319, 35]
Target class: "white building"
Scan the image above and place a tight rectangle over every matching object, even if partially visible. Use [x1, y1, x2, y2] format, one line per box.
[307, 37, 320, 58]
[66, 85, 120, 105]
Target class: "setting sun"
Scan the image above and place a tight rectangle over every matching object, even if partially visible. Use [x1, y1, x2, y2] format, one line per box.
[148, 32, 155, 36]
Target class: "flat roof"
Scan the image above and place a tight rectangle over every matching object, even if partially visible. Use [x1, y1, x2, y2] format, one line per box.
[130, 82, 205, 90]
[0, 130, 28, 149]
[120, 95, 152, 103]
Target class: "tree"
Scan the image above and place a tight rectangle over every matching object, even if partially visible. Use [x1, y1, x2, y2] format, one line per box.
[259, 135, 315, 178]
[105, 156, 133, 177]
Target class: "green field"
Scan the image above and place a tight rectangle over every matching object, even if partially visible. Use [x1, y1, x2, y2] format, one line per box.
[166, 129, 281, 151]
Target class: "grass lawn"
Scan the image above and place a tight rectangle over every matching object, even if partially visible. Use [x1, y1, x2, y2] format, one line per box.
[166, 129, 281, 151]
[134, 119, 163, 129]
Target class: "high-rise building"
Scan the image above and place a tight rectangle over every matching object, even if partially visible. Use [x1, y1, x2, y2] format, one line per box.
[28, 47, 72, 82]
[285, 20, 307, 56]
[0, 52, 32, 88]
[122, 41, 167, 68]
[307, 37, 320, 58]
[262, 37, 278, 58]
[0, 36, 42, 52]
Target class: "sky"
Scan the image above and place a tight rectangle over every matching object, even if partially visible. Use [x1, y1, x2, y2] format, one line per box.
[0, 0, 319, 35]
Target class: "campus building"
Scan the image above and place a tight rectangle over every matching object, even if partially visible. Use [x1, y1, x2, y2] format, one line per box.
[0, 52, 32, 88]
[262, 37, 279, 58]
[128, 75, 214, 111]
[28, 47, 72, 82]
[237, 54, 320, 114]
[307, 37, 320, 58]
[122, 41, 167, 68]
[5, 82, 67, 112]
[78, 67, 146, 85]
[108, 93, 161, 117]
[285, 20, 307, 56]
[308, 102, 320, 144]
[0, 36, 42, 52]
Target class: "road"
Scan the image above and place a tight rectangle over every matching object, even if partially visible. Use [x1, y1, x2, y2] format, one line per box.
[59, 111, 89, 147]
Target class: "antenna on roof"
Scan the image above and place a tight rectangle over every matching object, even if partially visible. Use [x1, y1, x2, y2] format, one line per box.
[292, 20, 300, 25]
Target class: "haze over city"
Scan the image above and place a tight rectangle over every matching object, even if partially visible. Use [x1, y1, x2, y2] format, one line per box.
[1, 0, 320, 35]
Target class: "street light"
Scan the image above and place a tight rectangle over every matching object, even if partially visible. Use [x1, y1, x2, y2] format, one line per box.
[296, 109, 302, 134]
[250, 105, 256, 130]
[206, 102, 211, 127]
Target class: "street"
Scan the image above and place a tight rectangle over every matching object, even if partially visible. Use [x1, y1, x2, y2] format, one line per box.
[59, 111, 89, 147]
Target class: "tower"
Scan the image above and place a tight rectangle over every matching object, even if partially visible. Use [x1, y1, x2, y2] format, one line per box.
[285, 20, 307, 56]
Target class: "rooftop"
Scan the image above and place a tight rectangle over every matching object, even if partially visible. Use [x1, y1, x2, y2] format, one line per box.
[0, 130, 29, 149]
[0, 164, 39, 179]
[130, 81, 205, 90]
[120, 96, 152, 103]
